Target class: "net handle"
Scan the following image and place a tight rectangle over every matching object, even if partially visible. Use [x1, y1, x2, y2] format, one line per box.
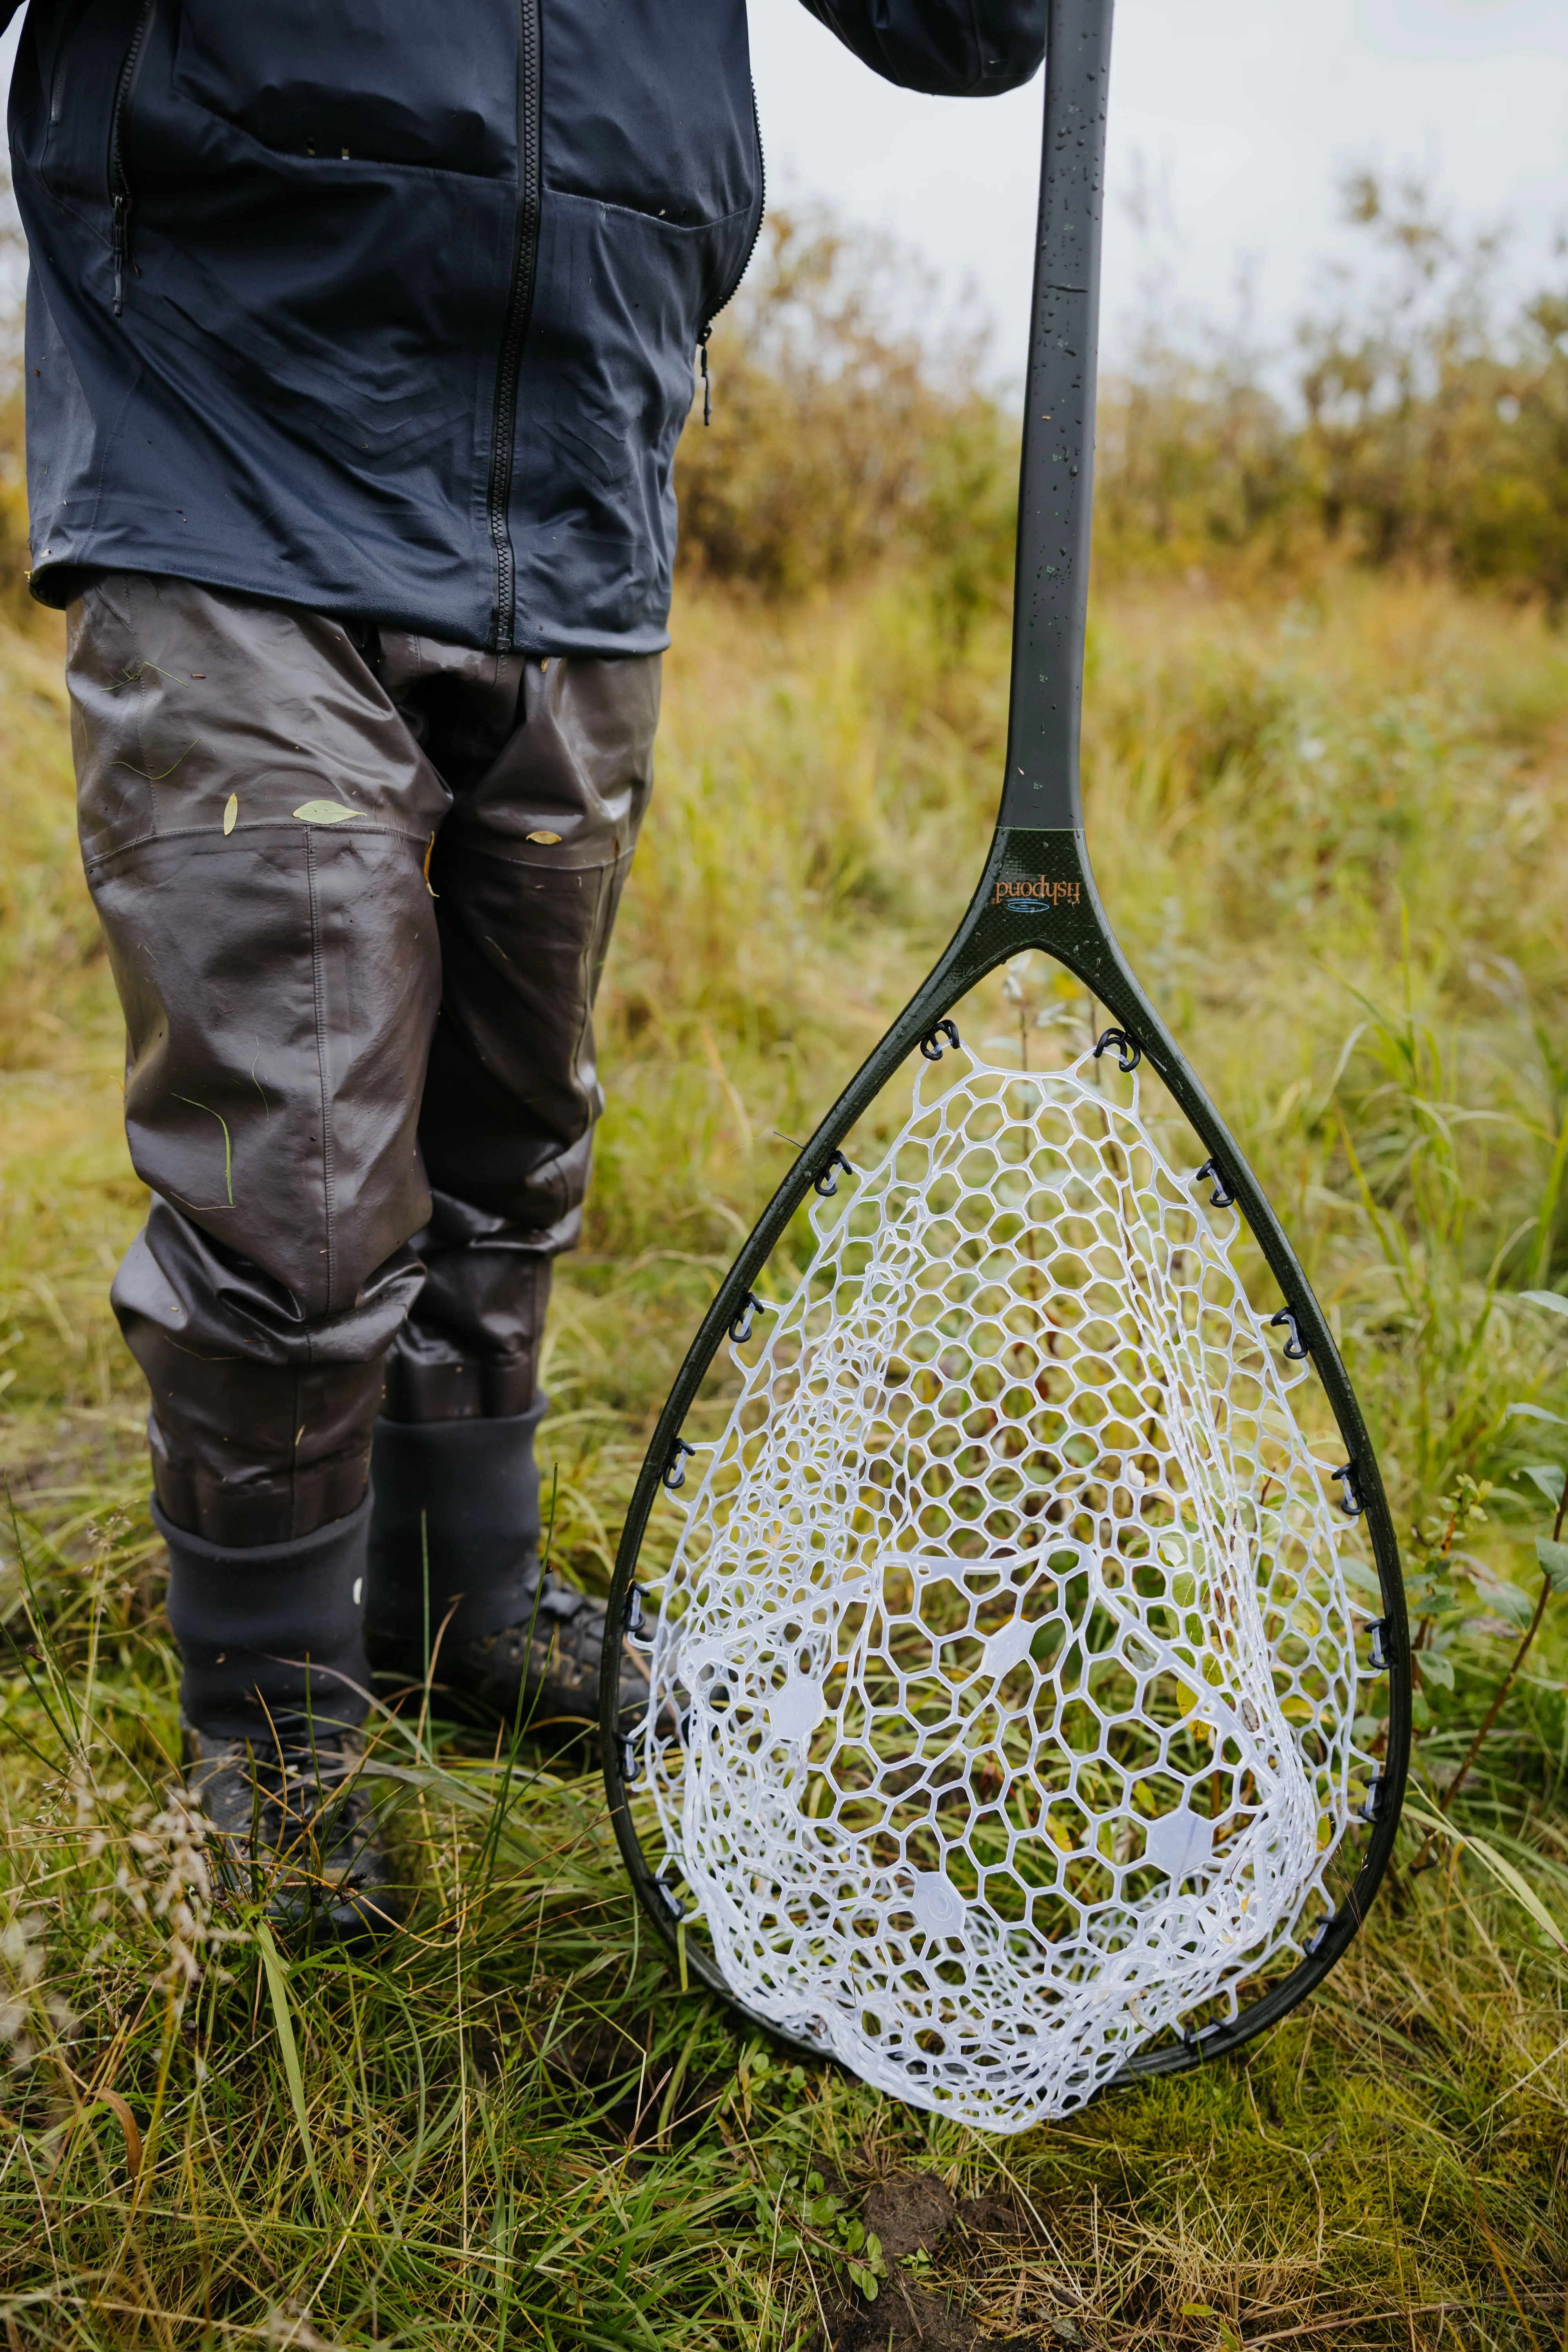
[999, 0, 1113, 833]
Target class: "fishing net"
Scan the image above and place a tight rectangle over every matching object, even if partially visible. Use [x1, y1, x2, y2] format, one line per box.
[627, 1041, 1374, 2132]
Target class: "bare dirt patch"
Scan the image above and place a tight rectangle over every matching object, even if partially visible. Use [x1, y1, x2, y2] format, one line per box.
[862, 2171, 957, 2260]
[816, 2174, 1044, 2352]
[818, 2275, 1039, 2352]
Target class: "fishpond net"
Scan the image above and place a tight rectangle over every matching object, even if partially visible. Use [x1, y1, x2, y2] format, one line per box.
[630, 1044, 1373, 2131]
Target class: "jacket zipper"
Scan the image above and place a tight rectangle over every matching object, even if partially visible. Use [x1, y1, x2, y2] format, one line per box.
[109, 0, 156, 318]
[486, 0, 543, 653]
[696, 83, 766, 428]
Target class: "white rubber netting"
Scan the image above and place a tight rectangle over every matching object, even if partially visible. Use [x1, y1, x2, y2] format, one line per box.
[630, 1044, 1374, 2132]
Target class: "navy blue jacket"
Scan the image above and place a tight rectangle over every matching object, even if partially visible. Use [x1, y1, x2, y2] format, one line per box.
[9, 1, 1044, 655]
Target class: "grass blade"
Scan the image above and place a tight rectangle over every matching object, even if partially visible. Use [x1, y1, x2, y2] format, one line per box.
[255, 1915, 324, 2202]
[1405, 1798, 1568, 1950]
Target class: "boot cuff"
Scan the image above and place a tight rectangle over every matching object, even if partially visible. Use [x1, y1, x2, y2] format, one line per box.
[156, 1491, 372, 1740]
[365, 1403, 548, 1645]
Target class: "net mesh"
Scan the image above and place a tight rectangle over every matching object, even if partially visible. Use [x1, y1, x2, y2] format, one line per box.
[630, 1043, 1373, 2131]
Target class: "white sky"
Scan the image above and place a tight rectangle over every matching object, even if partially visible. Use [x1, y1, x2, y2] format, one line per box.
[749, 0, 1568, 385]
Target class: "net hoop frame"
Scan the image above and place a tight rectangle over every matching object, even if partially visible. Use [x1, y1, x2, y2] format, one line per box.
[601, 0, 1409, 2114]
[601, 825, 1411, 2101]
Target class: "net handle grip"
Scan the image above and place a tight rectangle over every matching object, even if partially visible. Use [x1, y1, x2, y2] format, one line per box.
[998, 0, 1114, 834]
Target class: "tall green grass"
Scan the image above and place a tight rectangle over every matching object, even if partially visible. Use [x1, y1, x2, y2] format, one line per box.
[3, 566, 1567, 2346]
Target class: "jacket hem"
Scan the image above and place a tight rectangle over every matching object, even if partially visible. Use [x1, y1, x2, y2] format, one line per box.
[29, 549, 674, 660]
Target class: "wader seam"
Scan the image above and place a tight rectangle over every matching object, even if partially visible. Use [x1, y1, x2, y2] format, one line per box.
[131, 664, 152, 818]
[82, 822, 431, 877]
[555, 857, 613, 1229]
[305, 828, 338, 1317]
[288, 1365, 301, 1540]
[570, 860, 605, 1085]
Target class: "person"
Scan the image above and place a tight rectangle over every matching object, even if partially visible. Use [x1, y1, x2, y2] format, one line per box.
[8, 0, 1047, 1935]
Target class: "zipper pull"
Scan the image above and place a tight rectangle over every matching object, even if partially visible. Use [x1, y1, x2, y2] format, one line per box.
[111, 192, 130, 317]
[697, 325, 712, 426]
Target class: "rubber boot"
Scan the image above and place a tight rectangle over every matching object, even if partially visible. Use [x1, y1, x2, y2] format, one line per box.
[155, 1495, 401, 1941]
[362, 1405, 653, 1741]
[362, 1401, 548, 1658]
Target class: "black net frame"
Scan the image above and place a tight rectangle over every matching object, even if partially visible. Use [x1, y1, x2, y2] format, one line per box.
[599, 0, 1410, 2115]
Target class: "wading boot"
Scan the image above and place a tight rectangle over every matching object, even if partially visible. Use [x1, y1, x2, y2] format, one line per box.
[183, 1722, 405, 1943]
[364, 1405, 654, 1746]
[367, 1573, 655, 1742]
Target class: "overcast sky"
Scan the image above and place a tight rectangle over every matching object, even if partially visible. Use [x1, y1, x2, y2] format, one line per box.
[749, 0, 1568, 385]
[3, 4, 1563, 389]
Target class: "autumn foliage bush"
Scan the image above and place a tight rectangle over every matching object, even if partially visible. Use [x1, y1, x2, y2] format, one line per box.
[681, 185, 1568, 617]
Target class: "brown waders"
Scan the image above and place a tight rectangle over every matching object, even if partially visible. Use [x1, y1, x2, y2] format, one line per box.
[70, 572, 658, 1746]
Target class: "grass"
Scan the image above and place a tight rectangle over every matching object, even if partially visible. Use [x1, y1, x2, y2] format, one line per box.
[2, 565, 1568, 2347]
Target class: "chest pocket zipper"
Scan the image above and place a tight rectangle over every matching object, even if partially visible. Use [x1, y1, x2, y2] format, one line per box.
[47, 0, 95, 127]
[109, 0, 156, 317]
